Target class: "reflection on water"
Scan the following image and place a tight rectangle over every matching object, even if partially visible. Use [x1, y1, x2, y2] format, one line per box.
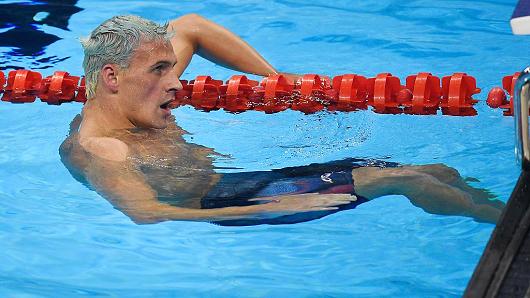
[0, 0, 82, 70]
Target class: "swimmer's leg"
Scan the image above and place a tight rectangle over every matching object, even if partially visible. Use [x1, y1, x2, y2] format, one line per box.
[351, 167, 504, 223]
[400, 164, 504, 209]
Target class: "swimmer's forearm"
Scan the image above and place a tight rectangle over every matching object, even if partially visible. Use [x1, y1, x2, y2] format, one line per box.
[125, 193, 354, 224]
[169, 14, 278, 77]
[124, 201, 268, 224]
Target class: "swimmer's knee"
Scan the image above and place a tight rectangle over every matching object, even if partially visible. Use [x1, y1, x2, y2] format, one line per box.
[407, 163, 461, 182]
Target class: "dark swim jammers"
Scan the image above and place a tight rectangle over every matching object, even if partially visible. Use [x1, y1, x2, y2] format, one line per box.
[201, 158, 398, 226]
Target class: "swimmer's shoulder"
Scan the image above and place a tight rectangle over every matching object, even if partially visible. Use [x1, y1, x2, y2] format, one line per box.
[60, 132, 129, 166]
[79, 136, 129, 162]
[60, 114, 129, 163]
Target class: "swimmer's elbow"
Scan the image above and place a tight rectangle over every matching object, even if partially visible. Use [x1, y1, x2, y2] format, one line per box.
[122, 208, 174, 224]
[170, 13, 207, 28]
[121, 204, 255, 224]
[129, 214, 165, 225]
[119, 204, 201, 224]
[169, 14, 209, 44]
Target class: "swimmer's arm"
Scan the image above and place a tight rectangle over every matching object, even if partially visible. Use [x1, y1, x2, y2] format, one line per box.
[87, 164, 353, 224]
[168, 14, 278, 77]
[83, 159, 238, 223]
[83, 153, 351, 224]
[85, 162, 260, 223]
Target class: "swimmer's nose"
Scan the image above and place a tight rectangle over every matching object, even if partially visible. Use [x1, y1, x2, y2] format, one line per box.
[175, 78, 183, 90]
[167, 70, 183, 93]
[167, 80, 182, 97]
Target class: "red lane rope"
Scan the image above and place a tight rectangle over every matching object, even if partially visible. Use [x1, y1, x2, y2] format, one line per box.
[0, 69, 520, 116]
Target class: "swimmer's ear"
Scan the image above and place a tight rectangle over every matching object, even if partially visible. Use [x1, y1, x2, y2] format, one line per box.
[100, 64, 120, 93]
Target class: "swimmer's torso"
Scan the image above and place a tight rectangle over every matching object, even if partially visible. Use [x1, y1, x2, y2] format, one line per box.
[61, 116, 221, 209]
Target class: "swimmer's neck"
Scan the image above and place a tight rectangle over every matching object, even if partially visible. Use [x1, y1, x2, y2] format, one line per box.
[79, 95, 136, 138]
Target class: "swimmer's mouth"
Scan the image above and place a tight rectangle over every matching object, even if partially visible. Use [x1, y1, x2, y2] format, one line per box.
[160, 99, 174, 109]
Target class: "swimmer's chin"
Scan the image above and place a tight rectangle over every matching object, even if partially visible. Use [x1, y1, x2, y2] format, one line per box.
[134, 120, 171, 130]
[133, 114, 175, 130]
[152, 121, 171, 130]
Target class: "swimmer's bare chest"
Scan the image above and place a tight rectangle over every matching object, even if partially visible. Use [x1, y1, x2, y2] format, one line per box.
[111, 125, 222, 208]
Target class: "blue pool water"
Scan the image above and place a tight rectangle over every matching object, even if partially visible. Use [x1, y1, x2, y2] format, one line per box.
[0, 0, 526, 296]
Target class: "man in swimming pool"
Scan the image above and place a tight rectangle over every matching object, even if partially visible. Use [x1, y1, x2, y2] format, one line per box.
[60, 15, 504, 225]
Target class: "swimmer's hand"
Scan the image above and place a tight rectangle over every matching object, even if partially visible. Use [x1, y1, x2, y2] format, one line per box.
[279, 72, 302, 84]
[243, 193, 357, 219]
[124, 193, 358, 224]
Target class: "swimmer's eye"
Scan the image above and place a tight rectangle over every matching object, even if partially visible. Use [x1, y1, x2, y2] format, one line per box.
[152, 64, 167, 73]
[151, 61, 177, 74]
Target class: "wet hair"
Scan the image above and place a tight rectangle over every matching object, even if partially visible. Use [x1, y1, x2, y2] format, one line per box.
[80, 15, 171, 99]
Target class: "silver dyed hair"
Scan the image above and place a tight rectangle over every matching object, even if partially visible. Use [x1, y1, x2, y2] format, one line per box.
[81, 15, 171, 99]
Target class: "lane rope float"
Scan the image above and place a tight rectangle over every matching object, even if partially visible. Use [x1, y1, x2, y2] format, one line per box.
[0, 69, 521, 116]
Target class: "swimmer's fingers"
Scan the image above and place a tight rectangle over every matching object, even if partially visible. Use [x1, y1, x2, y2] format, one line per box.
[279, 72, 302, 84]
[248, 198, 279, 203]
[248, 193, 356, 204]
[244, 194, 359, 219]
[249, 206, 341, 220]
[464, 176, 480, 183]
[325, 196, 357, 208]
[306, 206, 340, 211]
[258, 193, 357, 211]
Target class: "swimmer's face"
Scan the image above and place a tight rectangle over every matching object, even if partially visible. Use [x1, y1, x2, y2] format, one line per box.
[119, 39, 182, 129]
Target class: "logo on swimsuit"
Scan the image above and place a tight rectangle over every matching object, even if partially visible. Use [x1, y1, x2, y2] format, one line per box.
[320, 173, 333, 183]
